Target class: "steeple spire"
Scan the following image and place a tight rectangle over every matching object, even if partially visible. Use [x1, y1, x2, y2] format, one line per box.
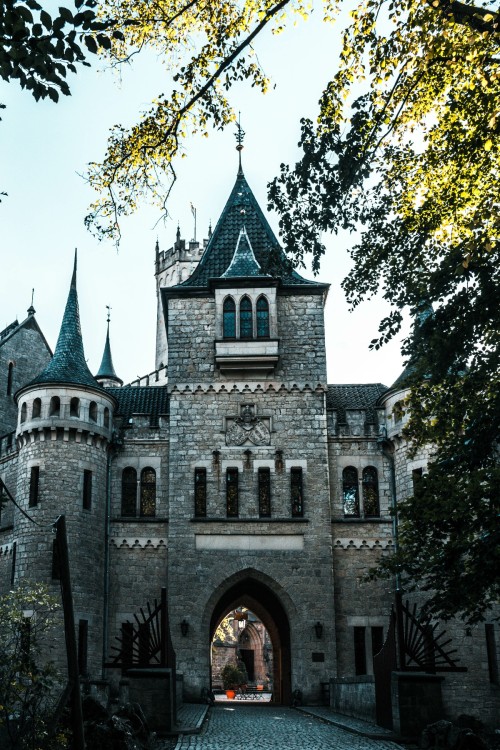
[28, 251, 101, 389]
[96, 307, 123, 387]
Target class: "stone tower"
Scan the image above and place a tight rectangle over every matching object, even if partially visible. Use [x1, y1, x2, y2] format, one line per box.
[14, 256, 116, 676]
[154, 232, 208, 373]
[162, 164, 336, 703]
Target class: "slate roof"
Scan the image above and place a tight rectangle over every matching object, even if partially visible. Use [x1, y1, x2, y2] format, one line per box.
[96, 324, 122, 384]
[326, 383, 388, 423]
[28, 256, 103, 391]
[108, 386, 169, 427]
[179, 169, 326, 289]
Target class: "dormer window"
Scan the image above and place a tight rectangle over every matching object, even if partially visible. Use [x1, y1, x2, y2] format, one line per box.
[256, 296, 270, 338]
[239, 296, 253, 339]
[223, 297, 236, 339]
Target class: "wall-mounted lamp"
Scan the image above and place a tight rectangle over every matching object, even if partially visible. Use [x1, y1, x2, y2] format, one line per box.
[465, 627, 472, 638]
[244, 449, 252, 469]
[275, 449, 283, 472]
[314, 621, 323, 639]
[181, 619, 189, 637]
[212, 450, 220, 467]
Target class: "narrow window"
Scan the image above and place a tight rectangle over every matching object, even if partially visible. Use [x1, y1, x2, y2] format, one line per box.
[239, 296, 253, 339]
[343, 467, 359, 517]
[10, 541, 16, 586]
[89, 401, 98, 422]
[362, 466, 379, 516]
[138, 622, 150, 666]
[258, 467, 271, 517]
[226, 468, 239, 517]
[83, 469, 92, 511]
[78, 620, 88, 676]
[20, 618, 31, 669]
[354, 626, 367, 675]
[485, 624, 499, 684]
[51, 539, 60, 580]
[122, 622, 134, 668]
[223, 297, 236, 339]
[32, 398, 41, 418]
[29, 466, 40, 507]
[70, 397, 80, 417]
[6, 362, 14, 395]
[412, 467, 423, 494]
[103, 407, 110, 428]
[256, 296, 270, 338]
[140, 467, 156, 517]
[371, 626, 384, 660]
[121, 467, 137, 517]
[49, 396, 60, 416]
[291, 467, 304, 517]
[20, 402, 27, 423]
[194, 468, 207, 517]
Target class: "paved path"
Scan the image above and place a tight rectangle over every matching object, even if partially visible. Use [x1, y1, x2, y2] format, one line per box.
[175, 705, 402, 750]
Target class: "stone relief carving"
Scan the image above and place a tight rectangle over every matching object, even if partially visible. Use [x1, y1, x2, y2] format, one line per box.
[225, 404, 271, 446]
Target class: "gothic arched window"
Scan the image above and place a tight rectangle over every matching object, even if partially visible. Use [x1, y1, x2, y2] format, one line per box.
[194, 468, 207, 517]
[223, 297, 236, 339]
[70, 397, 80, 417]
[49, 396, 60, 417]
[256, 296, 270, 339]
[32, 398, 41, 418]
[89, 401, 98, 422]
[239, 296, 253, 339]
[20, 402, 27, 423]
[362, 466, 379, 517]
[140, 467, 156, 517]
[103, 407, 110, 428]
[121, 467, 137, 517]
[343, 466, 359, 517]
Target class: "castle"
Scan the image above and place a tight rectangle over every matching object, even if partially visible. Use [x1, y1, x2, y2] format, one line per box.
[0, 162, 498, 730]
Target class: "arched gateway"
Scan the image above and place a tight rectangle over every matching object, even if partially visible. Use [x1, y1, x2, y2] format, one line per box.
[206, 571, 293, 705]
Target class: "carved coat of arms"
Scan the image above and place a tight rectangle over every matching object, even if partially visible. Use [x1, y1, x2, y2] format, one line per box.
[225, 404, 271, 446]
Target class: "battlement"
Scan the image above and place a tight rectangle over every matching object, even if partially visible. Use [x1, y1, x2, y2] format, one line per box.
[155, 236, 208, 276]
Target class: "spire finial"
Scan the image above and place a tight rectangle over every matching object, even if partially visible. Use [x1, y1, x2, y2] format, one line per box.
[28, 288, 35, 316]
[106, 305, 111, 325]
[235, 112, 245, 173]
[71, 249, 77, 288]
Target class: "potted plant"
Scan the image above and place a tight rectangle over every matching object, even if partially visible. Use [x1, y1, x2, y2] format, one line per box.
[221, 662, 245, 699]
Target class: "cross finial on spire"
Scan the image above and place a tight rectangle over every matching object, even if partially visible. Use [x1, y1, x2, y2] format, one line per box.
[106, 305, 111, 325]
[28, 288, 35, 316]
[235, 112, 245, 172]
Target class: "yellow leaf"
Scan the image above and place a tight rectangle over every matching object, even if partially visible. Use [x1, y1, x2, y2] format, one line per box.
[484, 139, 493, 151]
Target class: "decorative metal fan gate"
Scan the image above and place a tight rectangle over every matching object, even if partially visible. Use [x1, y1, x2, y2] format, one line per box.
[106, 588, 176, 671]
[373, 596, 467, 729]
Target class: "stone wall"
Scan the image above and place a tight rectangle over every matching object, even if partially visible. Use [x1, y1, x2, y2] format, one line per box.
[330, 676, 376, 722]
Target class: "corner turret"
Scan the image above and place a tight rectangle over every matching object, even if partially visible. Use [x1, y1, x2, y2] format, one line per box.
[96, 312, 123, 388]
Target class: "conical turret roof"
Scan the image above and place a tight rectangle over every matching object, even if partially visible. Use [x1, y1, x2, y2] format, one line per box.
[28, 254, 102, 390]
[178, 169, 326, 289]
[96, 322, 122, 385]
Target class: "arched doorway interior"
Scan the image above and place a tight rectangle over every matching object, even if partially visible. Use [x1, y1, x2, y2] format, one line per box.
[209, 577, 291, 704]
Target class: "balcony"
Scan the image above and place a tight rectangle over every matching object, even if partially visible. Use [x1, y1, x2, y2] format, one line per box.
[215, 339, 279, 375]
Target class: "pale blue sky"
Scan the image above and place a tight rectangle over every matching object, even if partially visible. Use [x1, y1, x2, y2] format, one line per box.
[0, 6, 407, 387]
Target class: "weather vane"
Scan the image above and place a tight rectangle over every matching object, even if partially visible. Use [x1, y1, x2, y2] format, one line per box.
[235, 112, 245, 170]
[106, 305, 111, 324]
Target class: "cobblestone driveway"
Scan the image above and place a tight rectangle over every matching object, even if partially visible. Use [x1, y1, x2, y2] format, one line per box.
[175, 706, 401, 750]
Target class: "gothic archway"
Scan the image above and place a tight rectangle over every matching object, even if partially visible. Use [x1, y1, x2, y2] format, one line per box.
[208, 574, 292, 704]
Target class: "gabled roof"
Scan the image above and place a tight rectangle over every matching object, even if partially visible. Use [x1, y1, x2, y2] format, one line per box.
[327, 383, 388, 423]
[108, 386, 169, 427]
[221, 226, 268, 279]
[27, 255, 102, 391]
[0, 313, 52, 355]
[178, 169, 326, 289]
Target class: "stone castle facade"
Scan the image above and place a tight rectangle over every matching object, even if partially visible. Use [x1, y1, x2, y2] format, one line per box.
[0, 165, 498, 728]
